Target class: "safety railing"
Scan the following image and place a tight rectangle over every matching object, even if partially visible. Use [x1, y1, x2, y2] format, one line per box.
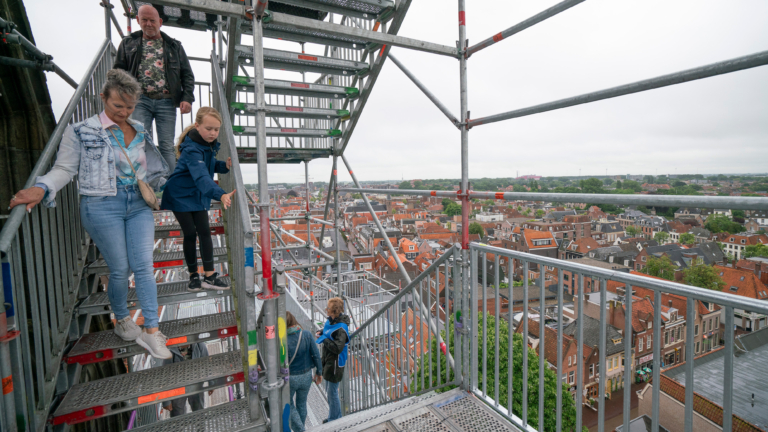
[468, 242, 768, 432]
[210, 51, 263, 421]
[344, 245, 461, 414]
[0, 39, 114, 432]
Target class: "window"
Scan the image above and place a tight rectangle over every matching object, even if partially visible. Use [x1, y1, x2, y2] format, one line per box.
[568, 356, 572, 366]
[647, 335, 652, 350]
[715, 317, 719, 330]
[709, 319, 713, 332]
[573, 354, 577, 364]
[664, 331, 669, 346]
[569, 371, 575, 384]
[562, 374, 567, 383]
[589, 364, 594, 377]
[642, 256, 647, 262]
[696, 341, 700, 353]
[638, 337, 644, 352]
[695, 324, 699, 336]
[730, 286, 739, 292]
[741, 239, 746, 244]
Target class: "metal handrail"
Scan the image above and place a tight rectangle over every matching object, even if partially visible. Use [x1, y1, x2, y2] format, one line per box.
[0, 38, 111, 253]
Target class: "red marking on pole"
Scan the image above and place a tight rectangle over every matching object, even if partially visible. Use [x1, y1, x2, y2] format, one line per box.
[265, 325, 275, 339]
[291, 83, 310, 88]
[459, 11, 466, 26]
[492, 33, 503, 43]
[373, 22, 381, 32]
[65, 348, 115, 365]
[495, 193, 504, 200]
[333, 170, 338, 176]
[219, 325, 239, 337]
[212, 226, 225, 235]
[298, 54, 318, 61]
[2, 376, 12, 395]
[51, 406, 106, 425]
[379, 45, 387, 57]
[169, 230, 181, 237]
[281, 128, 298, 133]
[440, 342, 447, 355]
[349, 170, 353, 174]
[154, 259, 185, 268]
[430, 191, 436, 196]
[166, 336, 188, 346]
[286, 107, 304, 112]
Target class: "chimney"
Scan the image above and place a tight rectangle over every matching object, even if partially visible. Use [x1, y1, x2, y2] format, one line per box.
[668, 300, 673, 308]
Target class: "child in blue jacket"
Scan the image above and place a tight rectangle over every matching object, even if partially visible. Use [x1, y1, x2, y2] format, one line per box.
[161, 107, 235, 291]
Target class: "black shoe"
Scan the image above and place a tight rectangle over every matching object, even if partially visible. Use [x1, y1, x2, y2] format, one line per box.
[323, 420, 328, 424]
[188, 273, 202, 292]
[202, 272, 230, 290]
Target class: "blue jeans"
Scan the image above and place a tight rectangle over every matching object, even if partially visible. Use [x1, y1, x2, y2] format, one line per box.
[289, 370, 313, 432]
[80, 185, 159, 328]
[325, 380, 342, 422]
[132, 95, 178, 173]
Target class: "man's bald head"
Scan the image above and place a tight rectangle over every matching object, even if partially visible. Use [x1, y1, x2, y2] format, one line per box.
[137, 5, 162, 39]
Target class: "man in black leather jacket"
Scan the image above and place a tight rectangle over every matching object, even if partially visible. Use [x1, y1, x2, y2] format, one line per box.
[114, 4, 195, 172]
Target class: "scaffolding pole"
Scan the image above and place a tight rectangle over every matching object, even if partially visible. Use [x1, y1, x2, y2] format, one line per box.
[389, 54, 460, 127]
[340, 154, 455, 371]
[305, 161, 316, 328]
[457, 0, 469, 391]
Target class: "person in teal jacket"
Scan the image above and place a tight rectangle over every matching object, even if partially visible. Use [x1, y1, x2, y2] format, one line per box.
[160, 107, 235, 291]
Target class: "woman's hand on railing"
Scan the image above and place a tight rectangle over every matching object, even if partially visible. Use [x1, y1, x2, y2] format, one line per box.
[9, 187, 45, 212]
[314, 374, 322, 385]
[220, 189, 236, 210]
[226, 157, 232, 170]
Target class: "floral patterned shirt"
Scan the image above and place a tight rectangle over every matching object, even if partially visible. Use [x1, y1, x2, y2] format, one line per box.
[138, 38, 169, 96]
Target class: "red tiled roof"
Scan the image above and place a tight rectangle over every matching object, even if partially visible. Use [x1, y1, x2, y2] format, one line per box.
[657, 374, 763, 432]
[569, 237, 600, 253]
[523, 230, 558, 249]
[713, 265, 768, 300]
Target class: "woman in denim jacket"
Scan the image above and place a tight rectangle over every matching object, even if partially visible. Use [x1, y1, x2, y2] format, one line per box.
[285, 312, 322, 432]
[9, 69, 172, 359]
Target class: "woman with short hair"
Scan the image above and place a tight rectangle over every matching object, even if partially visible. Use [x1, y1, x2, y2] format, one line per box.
[315, 297, 350, 423]
[9, 69, 172, 359]
[285, 311, 322, 432]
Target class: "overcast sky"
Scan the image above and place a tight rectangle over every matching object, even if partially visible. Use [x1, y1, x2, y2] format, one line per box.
[28, 0, 768, 185]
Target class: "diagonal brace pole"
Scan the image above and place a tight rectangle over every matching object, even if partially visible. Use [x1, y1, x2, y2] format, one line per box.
[389, 54, 460, 128]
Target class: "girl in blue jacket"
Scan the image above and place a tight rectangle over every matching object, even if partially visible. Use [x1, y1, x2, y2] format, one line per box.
[161, 107, 235, 291]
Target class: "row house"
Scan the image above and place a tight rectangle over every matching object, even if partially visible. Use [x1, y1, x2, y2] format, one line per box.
[735, 258, 768, 285]
[399, 237, 419, 260]
[358, 226, 402, 254]
[616, 209, 648, 229]
[559, 237, 601, 260]
[714, 265, 768, 332]
[665, 220, 691, 244]
[521, 221, 575, 241]
[593, 221, 625, 243]
[718, 233, 768, 260]
[563, 214, 592, 240]
[562, 316, 627, 398]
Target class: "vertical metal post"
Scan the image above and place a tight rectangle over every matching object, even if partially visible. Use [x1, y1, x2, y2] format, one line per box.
[251, 12, 282, 431]
[652, 290, 662, 432]
[684, 297, 695, 432]
[104, 0, 112, 40]
[723, 307, 734, 432]
[576, 274, 584, 432]
[333, 151, 342, 299]
[539, 272, 545, 428]
[556, 269, 564, 432]
[0, 299, 17, 432]
[598, 278, 607, 432]
[623, 285, 633, 432]
[305, 161, 316, 328]
[458, 0, 471, 392]
[522, 262, 529, 427]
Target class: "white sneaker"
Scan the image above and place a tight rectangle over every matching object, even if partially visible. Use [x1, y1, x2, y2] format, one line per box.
[135, 330, 172, 359]
[114, 316, 142, 341]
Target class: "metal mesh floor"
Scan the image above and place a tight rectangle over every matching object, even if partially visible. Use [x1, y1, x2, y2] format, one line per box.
[55, 351, 242, 416]
[154, 247, 228, 263]
[79, 277, 232, 310]
[68, 311, 236, 358]
[129, 399, 267, 432]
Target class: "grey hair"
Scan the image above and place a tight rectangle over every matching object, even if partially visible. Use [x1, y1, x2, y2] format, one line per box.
[102, 69, 141, 102]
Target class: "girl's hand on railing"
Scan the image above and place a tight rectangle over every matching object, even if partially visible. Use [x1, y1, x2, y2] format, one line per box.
[314, 374, 322, 385]
[9, 187, 45, 212]
[226, 157, 232, 170]
[221, 189, 236, 210]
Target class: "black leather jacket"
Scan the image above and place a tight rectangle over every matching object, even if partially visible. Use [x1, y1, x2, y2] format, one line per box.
[114, 30, 195, 107]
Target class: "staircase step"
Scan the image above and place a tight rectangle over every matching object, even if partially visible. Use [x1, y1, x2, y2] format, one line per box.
[51, 351, 244, 426]
[231, 102, 349, 120]
[129, 398, 267, 432]
[233, 76, 359, 99]
[267, 0, 395, 20]
[236, 46, 369, 76]
[243, 20, 369, 50]
[65, 312, 238, 366]
[153, 247, 229, 268]
[233, 125, 341, 138]
[154, 222, 225, 239]
[236, 147, 333, 164]
[78, 278, 232, 315]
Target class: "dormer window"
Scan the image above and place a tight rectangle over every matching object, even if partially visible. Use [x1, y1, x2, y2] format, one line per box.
[730, 286, 738, 292]
[741, 239, 746, 244]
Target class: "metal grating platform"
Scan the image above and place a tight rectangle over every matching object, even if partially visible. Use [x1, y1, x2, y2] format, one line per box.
[305, 389, 521, 432]
[129, 398, 268, 432]
[52, 351, 244, 425]
[78, 278, 232, 315]
[236, 147, 333, 164]
[233, 125, 341, 138]
[154, 247, 229, 268]
[66, 312, 238, 365]
[271, 0, 395, 20]
[232, 102, 349, 120]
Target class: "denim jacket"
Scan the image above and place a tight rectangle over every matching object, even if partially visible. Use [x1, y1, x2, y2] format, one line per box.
[36, 114, 169, 208]
[287, 328, 322, 376]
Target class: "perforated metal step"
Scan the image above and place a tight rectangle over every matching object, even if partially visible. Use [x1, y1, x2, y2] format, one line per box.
[129, 398, 268, 432]
[78, 278, 232, 316]
[242, 20, 369, 50]
[232, 125, 341, 139]
[233, 76, 359, 99]
[236, 147, 333, 164]
[270, 0, 395, 20]
[66, 312, 238, 366]
[231, 102, 349, 120]
[154, 247, 229, 268]
[236, 46, 369, 76]
[51, 351, 244, 426]
[154, 222, 225, 239]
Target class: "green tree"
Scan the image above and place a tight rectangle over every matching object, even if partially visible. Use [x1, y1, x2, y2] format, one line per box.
[513, 184, 528, 193]
[732, 210, 746, 219]
[413, 180, 424, 189]
[672, 180, 686, 187]
[684, 263, 725, 291]
[399, 181, 411, 189]
[679, 232, 695, 245]
[469, 222, 485, 237]
[745, 243, 768, 258]
[705, 215, 743, 234]
[622, 180, 642, 192]
[616, 180, 622, 189]
[625, 226, 640, 237]
[535, 209, 545, 219]
[414, 314, 583, 432]
[442, 198, 454, 210]
[603, 178, 614, 186]
[641, 255, 676, 281]
[445, 203, 462, 217]
[580, 178, 604, 194]
[654, 231, 670, 244]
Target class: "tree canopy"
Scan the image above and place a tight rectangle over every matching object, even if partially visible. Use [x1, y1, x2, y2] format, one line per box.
[641, 255, 676, 281]
[679, 232, 695, 245]
[654, 231, 670, 244]
[469, 222, 485, 237]
[705, 215, 743, 234]
[625, 226, 640, 237]
[745, 243, 768, 258]
[683, 263, 725, 291]
[445, 203, 462, 217]
[414, 313, 583, 431]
